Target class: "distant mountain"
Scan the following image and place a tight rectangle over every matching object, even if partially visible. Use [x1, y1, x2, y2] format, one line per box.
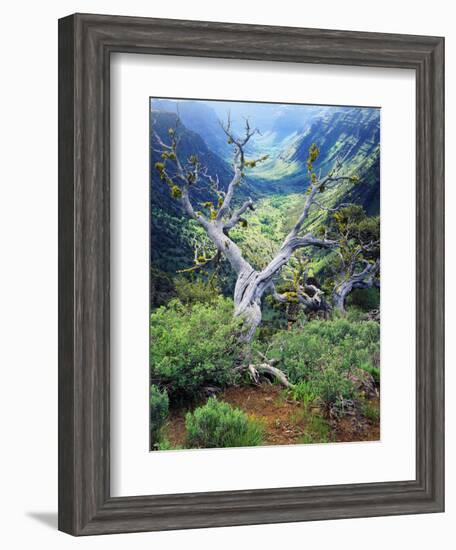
[151, 99, 231, 159]
[270, 104, 333, 140]
[151, 100, 338, 159]
[150, 110, 232, 207]
[278, 107, 380, 214]
[292, 107, 380, 176]
[149, 103, 380, 279]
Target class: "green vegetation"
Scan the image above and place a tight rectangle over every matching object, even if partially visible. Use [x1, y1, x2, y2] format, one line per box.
[155, 439, 183, 451]
[149, 271, 380, 448]
[174, 277, 221, 306]
[360, 364, 380, 386]
[150, 385, 169, 448]
[290, 381, 319, 407]
[348, 287, 380, 311]
[149, 101, 381, 450]
[150, 297, 243, 401]
[299, 413, 332, 444]
[258, 319, 380, 417]
[185, 398, 264, 448]
[264, 319, 379, 386]
[307, 367, 356, 410]
[360, 399, 380, 422]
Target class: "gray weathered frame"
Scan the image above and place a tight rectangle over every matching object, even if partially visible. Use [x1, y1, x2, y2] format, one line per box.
[58, 13, 445, 536]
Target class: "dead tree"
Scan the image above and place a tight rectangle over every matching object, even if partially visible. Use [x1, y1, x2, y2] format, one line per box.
[153, 117, 360, 384]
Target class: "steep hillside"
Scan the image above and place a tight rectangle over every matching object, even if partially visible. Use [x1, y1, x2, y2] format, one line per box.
[150, 103, 380, 283]
[150, 111, 233, 211]
[151, 99, 231, 158]
[151, 110, 230, 273]
[288, 107, 380, 213]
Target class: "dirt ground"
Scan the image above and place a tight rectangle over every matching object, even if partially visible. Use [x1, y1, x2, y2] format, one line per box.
[163, 383, 380, 448]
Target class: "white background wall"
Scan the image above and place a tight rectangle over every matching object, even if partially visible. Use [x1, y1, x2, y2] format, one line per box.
[0, 1, 452, 548]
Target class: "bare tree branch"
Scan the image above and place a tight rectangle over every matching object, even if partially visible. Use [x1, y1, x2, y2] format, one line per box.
[270, 282, 327, 313]
[333, 259, 380, 311]
[224, 198, 255, 231]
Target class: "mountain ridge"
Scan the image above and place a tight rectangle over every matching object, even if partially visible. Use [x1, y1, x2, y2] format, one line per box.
[150, 102, 380, 277]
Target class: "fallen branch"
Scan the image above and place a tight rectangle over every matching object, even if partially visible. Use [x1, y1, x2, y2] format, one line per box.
[253, 363, 295, 388]
[237, 361, 294, 389]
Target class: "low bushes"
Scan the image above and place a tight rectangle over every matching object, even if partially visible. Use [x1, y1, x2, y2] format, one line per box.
[150, 385, 169, 448]
[360, 399, 380, 422]
[150, 297, 242, 401]
[265, 318, 379, 413]
[290, 381, 318, 406]
[151, 296, 380, 431]
[174, 276, 221, 306]
[185, 398, 264, 448]
[310, 366, 356, 405]
[290, 368, 356, 414]
[299, 412, 331, 444]
[266, 318, 379, 385]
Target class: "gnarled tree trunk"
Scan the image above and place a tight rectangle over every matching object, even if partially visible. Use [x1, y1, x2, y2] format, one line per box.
[332, 260, 380, 313]
[230, 234, 335, 342]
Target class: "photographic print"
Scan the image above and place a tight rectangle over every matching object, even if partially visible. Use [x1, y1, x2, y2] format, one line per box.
[150, 98, 380, 451]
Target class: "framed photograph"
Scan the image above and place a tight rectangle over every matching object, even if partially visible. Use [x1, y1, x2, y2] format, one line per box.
[58, 13, 444, 535]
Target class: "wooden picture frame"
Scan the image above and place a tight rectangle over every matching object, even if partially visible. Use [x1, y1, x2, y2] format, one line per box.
[58, 13, 445, 535]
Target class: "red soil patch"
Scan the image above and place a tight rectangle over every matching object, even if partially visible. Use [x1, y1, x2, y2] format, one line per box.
[163, 384, 380, 448]
[219, 384, 309, 445]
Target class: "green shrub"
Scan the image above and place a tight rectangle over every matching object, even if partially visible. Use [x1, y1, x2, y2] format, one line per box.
[307, 365, 356, 406]
[150, 385, 169, 448]
[264, 318, 379, 414]
[150, 297, 242, 401]
[155, 438, 183, 451]
[344, 306, 365, 322]
[185, 398, 264, 448]
[174, 277, 221, 306]
[299, 412, 331, 444]
[290, 381, 318, 406]
[266, 318, 380, 384]
[360, 399, 380, 422]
